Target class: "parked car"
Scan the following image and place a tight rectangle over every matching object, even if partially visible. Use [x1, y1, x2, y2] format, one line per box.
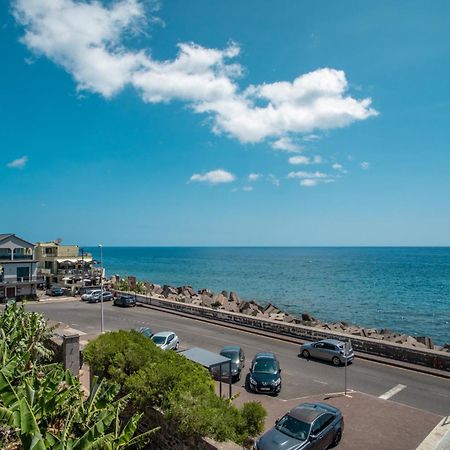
[212, 346, 245, 382]
[254, 402, 344, 450]
[136, 327, 153, 338]
[46, 286, 65, 297]
[113, 294, 136, 307]
[81, 289, 102, 301]
[88, 291, 113, 303]
[151, 331, 179, 350]
[300, 339, 354, 366]
[249, 352, 282, 395]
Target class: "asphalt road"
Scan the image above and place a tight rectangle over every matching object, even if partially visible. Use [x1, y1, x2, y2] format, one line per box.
[27, 300, 450, 417]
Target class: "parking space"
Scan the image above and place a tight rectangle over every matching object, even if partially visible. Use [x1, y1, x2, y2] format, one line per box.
[227, 385, 443, 450]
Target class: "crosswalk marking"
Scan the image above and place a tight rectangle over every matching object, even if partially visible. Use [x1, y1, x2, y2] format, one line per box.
[379, 384, 407, 400]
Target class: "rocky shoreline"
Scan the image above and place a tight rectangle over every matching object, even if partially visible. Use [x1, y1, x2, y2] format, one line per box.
[112, 275, 449, 354]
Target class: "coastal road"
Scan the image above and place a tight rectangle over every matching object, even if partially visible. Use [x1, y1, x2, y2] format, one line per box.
[27, 299, 450, 417]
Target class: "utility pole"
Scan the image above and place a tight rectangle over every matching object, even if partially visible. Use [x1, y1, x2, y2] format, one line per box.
[99, 244, 104, 333]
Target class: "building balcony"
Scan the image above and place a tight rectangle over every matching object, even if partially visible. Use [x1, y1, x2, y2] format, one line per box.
[0, 276, 44, 285]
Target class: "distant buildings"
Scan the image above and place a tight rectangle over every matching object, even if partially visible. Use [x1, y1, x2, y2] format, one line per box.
[35, 241, 98, 289]
[0, 233, 40, 300]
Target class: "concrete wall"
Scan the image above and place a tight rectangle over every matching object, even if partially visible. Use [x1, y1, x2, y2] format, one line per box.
[131, 293, 450, 372]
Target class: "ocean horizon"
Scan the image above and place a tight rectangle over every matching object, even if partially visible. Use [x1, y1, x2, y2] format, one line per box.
[86, 246, 450, 345]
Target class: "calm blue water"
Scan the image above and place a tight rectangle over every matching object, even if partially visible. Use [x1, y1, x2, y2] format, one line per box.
[86, 247, 450, 345]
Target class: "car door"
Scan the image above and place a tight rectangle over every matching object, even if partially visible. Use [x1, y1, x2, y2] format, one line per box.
[322, 343, 336, 361]
[309, 414, 334, 449]
[167, 334, 175, 350]
[311, 342, 325, 359]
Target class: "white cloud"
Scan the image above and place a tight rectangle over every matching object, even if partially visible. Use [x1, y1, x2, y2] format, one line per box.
[287, 170, 336, 187]
[272, 137, 302, 153]
[242, 186, 253, 192]
[332, 162, 347, 173]
[288, 155, 323, 165]
[303, 134, 320, 142]
[248, 173, 261, 181]
[287, 171, 328, 179]
[13, 0, 378, 146]
[361, 161, 370, 169]
[7, 155, 28, 169]
[268, 174, 280, 187]
[189, 169, 235, 185]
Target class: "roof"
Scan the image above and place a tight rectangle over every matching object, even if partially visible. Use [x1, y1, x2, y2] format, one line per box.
[180, 347, 231, 369]
[152, 331, 175, 338]
[320, 339, 345, 345]
[220, 345, 241, 353]
[0, 233, 35, 247]
[289, 403, 328, 424]
[254, 352, 276, 360]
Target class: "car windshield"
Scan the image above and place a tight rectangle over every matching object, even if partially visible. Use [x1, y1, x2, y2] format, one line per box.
[253, 359, 278, 374]
[152, 335, 167, 345]
[221, 351, 239, 362]
[276, 415, 309, 441]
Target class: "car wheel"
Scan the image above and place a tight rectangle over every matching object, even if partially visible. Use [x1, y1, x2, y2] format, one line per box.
[332, 356, 341, 366]
[332, 429, 342, 447]
[302, 349, 310, 359]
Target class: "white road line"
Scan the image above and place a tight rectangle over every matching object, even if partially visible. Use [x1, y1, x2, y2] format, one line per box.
[415, 416, 450, 450]
[378, 384, 407, 400]
[312, 379, 328, 385]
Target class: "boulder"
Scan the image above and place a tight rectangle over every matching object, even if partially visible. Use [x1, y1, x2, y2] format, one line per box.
[229, 291, 240, 304]
[201, 294, 214, 308]
[152, 284, 163, 295]
[162, 285, 178, 298]
[264, 303, 281, 315]
[212, 293, 228, 307]
[283, 314, 296, 323]
[221, 290, 229, 298]
[198, 288, 213, 296]
[416, 336, 434, 349]
[301, 312, 316, 322]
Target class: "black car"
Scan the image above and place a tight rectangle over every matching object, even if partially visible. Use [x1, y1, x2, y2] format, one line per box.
[254, 402, 344, 450]
[212, 346, 245, 382]
[47, 286, 65, 296]
[249, 352, 282, 395]
[88, 291, 113, 303]
[113, 294, 136, 307]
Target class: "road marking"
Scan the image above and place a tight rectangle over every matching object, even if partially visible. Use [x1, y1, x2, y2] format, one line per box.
[312, 379, 328, 385]
[378, 384, 407, 400]
[415, 415, 450, 450]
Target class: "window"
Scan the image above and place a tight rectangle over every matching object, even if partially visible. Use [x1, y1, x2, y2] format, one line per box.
[17, 267, 30, 281]
[323, 343, 336, 351]
[311, 414, 334, 435]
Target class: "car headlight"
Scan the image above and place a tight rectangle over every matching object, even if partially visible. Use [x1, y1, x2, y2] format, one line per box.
[250, 376, 257, 385]
[231, 368, 238, 374]
[272, 377, 281, 386]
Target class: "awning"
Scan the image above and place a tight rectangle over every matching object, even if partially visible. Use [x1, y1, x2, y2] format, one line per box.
[56, 257, 93, 263]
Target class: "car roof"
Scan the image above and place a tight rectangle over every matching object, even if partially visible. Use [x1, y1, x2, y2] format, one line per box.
[253, 352, 277, 361]
[319, 339, 345, 345]
[220, 346, 241, 353]
[152, 331, 175, 338]
[289, 403, 337, 424]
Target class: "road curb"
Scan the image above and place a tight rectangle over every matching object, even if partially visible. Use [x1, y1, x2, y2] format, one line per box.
[136, 302, 450, 380]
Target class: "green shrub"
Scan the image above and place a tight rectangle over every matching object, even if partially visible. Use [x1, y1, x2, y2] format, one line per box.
[84, 330, 267, 445]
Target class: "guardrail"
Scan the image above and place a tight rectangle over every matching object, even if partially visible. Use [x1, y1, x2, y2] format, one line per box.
[119, 291, 450, 373]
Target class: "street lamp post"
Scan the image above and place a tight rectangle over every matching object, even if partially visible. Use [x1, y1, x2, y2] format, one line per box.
[99, 244, 104, 333]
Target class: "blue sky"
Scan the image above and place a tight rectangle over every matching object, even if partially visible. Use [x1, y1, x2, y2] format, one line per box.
[1, 0, 449, 246]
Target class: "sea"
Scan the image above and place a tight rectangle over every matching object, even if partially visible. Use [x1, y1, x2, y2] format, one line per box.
[86, 247, 450, 345]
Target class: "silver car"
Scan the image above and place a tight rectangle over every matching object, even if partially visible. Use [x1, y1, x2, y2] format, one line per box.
[300, 339, 354, 366]
[81, 289, 102, 301]
[151, 331, 179, 351]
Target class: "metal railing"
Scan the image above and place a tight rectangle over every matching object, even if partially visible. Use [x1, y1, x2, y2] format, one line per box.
[0, 276, 44, 285]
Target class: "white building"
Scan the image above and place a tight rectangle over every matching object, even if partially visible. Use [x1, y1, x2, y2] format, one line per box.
[0, 233, 40, 300]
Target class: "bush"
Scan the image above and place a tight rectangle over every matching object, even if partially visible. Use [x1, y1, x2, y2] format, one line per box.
[84, 330, 267, 445]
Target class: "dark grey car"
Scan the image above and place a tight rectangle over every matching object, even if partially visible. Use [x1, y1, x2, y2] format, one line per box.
[254, 402, 344, 450]
[300, 339, 354, 366]
[212, 346, 245, 382]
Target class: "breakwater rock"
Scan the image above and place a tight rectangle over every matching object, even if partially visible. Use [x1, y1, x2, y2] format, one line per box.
[112, 276, 449, 354]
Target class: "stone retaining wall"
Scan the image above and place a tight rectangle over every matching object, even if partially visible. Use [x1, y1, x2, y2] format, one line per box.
[130, 292, 450, 372]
